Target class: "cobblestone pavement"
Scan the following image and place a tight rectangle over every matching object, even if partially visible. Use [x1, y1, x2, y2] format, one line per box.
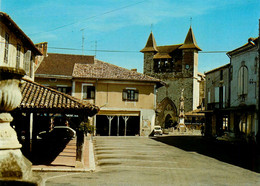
[38, 136, 260, 186]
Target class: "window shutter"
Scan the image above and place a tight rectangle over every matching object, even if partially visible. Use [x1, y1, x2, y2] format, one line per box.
[24, 50, 31, 75]
[122, 90, 127, 100]
[223, 86, 225, 108]
[90, 87, 95, 99]
[83, 86, 87, 99]
[208, 91, 211, 103]
[214, 87, 219, 102]
[134, 91, 139, 101]
[243, 67, 248, 95]
[238, 68, 242, 95]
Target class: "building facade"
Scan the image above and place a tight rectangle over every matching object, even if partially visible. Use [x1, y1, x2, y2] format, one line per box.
[204, 37, 259, 141]
[35, 51, 163, 136]
[140, 27, 204, 128]
[0, 12, 41, 79]
[204, 64, 230, 137]
[227, 37, 259, 140]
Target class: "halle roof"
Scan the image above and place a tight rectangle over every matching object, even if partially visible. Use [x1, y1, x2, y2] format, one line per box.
[35, 53, 94, 77]
[17, 78, 99, 116]
[72, 60, 164, 85]
[0, 12, 42, 56]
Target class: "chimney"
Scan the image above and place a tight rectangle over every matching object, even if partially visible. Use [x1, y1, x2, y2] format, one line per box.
[131, 69, 137, 72]
[35, 42, 48, 57]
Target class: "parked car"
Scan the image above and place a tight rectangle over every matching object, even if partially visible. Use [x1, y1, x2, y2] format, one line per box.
[38, 126, 76, 140]
[154, 125, 163, 136]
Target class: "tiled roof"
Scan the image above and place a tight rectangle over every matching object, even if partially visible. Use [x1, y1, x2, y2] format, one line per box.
[140, 32, 158, 52]
[72, 60, 163, 84]
[153, 44, 182, 59]
[179, 26, 202, 51]
[17, 78, 99, 116]
[205, 63, 230, 75]
[0, 12, 42, 56]
[35, 53, 94, 77]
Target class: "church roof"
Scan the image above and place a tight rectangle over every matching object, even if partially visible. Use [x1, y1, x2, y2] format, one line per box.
[179, 27, 202, 51]
[153, 44, 182, 59]
[140, 32, 158, 52]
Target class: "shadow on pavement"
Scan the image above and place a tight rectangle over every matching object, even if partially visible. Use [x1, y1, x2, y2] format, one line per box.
[152, 136, 260, 173]
[30, 138, 71, 165]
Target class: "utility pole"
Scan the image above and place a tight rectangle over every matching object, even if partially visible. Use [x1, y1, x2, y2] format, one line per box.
[80, 29, 85, 55]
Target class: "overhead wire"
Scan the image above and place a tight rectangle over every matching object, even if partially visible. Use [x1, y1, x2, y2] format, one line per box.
[28, 0, 147, 36]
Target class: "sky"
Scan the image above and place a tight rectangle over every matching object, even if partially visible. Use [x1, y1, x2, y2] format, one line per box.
[1, 0, 260, 73]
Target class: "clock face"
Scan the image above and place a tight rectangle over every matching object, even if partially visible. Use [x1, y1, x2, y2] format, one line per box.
[185, 64, 190, 69]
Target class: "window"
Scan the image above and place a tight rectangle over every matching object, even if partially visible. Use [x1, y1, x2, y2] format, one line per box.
[238, 65, 248, 96]
[16, 44, 21, 68]
[154, 59, 174, 73]
[255, 57, 258, 74]
[122, 89, 138, 101]
[82, 85, 95, 99]
[57, 87, 72, 95]
[4, 33, 9, 64]
[220, 70, 223, 80]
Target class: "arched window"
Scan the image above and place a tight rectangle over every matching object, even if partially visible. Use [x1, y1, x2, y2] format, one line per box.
[238, 64, 248, 96]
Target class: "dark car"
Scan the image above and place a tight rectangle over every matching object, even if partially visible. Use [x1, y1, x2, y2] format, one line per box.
[38, 126, 76, 140]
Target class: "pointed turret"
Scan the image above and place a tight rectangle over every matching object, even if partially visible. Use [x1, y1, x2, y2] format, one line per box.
[179, 27, 202, 51]
[140, 32, 158, 53]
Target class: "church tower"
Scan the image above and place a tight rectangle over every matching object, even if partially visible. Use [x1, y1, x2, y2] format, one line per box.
[140, 32, 158, 76]
[140, 26, 202, 128]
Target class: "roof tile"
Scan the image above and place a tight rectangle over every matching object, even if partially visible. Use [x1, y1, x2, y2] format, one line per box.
[18, 78, 99, 116]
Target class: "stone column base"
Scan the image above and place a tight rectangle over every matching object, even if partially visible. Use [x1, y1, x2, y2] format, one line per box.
[0, 149, 32, 180]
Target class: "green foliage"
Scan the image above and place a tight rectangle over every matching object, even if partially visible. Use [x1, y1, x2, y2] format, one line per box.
[79, 120, 94, 135]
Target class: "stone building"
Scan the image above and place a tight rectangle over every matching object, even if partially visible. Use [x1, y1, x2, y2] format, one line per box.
[140, 27, 204, 128]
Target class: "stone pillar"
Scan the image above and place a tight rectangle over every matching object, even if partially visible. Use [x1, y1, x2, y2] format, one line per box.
[178, 89, 186, 132]
[122, 116, 129, 136]
[107, 116, 114, 136]
[0, 67, 33, 181]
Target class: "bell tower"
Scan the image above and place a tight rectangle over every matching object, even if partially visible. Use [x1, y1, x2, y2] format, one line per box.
[140, 32, 158, 76]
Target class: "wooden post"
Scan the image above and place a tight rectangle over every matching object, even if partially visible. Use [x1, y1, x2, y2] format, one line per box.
[76, 129, 84, 162]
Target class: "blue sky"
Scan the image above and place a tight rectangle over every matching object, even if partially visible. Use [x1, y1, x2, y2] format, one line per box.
[2, 0, 260, 73]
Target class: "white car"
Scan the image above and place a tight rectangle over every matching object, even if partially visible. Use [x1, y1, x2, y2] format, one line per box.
[154, 125, 163, 135]
[38, 126, 76, 140]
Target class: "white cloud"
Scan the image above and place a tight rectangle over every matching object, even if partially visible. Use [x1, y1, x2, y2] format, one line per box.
[75, 0, 249, 32]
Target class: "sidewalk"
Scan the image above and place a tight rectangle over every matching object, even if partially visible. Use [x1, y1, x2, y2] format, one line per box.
[32, 137, 95, 172]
